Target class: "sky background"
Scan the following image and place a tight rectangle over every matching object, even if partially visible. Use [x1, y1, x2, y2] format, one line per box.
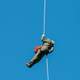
[0, 0, 80, 80]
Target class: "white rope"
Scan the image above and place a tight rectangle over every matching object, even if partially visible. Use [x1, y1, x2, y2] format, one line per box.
[43, 0, 47, 34]
[43, 0, 50, 80]
[46, 55, 50, 80]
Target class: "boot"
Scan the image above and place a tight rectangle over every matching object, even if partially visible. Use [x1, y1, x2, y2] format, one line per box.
[26, 61, 34, 68]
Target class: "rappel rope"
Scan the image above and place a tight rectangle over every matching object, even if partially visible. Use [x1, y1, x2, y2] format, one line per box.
[46, 55, 50, 80]
[43, 0, 50, 80]
[43, 0, 46, 34]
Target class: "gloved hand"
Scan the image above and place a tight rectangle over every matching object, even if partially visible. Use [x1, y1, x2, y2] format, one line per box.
[41, 34, 45, 40]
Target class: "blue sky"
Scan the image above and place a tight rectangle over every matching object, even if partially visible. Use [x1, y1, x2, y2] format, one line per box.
[0, 0, 80, 80]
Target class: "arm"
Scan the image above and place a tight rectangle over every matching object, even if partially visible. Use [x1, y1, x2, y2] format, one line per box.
[49, 40, 55, 53]
[49, 47, 54, 53]
[41, 34, 51, 43]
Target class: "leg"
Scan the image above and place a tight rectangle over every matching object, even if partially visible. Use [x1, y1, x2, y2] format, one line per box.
[26, 49, 45, 68]
[41, 46, 49, 55]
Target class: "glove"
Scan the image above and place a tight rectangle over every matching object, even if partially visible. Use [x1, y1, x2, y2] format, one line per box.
[41, 34, 46, 40]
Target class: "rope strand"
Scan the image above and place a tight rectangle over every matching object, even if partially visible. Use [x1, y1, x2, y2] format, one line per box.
[43, 0, 50, 80]
[43, 0, 47, 35]
[46, 55, 50, 80]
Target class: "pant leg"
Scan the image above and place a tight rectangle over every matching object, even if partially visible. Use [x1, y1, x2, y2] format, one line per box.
[27, 49, 45, 67]
[27, 46, 49, 68]
[41, 46, 49, 55]
[31, 49, 45, 64]
[31, 46, 49, 63]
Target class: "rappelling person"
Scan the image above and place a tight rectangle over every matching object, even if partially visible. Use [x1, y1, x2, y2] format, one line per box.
[26, 34, 55, 68]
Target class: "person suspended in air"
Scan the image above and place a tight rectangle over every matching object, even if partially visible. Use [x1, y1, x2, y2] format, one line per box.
[26, 34, 55, 68]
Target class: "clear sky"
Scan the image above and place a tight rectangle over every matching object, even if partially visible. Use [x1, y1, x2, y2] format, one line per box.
[0, 0, 80, 80]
